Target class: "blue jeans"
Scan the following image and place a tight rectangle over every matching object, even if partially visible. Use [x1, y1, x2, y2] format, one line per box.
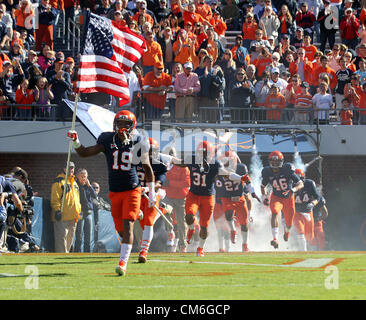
[74, 212, 93, 252]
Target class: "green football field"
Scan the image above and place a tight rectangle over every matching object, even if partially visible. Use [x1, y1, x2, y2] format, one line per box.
[0, 251, 365, 300]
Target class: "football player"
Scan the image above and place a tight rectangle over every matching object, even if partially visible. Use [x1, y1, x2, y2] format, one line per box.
[293, 169, 322, 251]
[173, 141, 253, 257]
[67, 110, 155, 276]
[136, 138, 168, 263]
[311, 196, 328, 250]
[261, 150, 304, 249]
[219, 150, 260, 252]
[213, 175, 230, 253]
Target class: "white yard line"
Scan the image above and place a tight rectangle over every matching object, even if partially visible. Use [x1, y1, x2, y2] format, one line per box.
[149, 258, 335, 268]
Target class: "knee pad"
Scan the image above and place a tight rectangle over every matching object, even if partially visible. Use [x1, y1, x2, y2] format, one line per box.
[185, 214, 195, 226]
[225, 210, 234, 221]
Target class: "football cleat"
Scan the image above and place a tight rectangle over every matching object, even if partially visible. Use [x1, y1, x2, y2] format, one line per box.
[242, 243, 249, 252]
[196, 247, 205, 257]
[230, 230, 238, 244]
[284, 231, 290, 242]
[179, 246, 187, 253]
[115, 261, 127, 276]
[138, 249, 148, 263]
[219, 248, 226, 253]
[270, 239, 279, 249]
[186, 228, 195, 244]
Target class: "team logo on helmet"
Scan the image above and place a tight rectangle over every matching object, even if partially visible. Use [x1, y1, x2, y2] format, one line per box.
[268, 150, 284, 169]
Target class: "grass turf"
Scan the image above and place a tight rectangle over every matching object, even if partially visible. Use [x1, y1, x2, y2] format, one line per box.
[0, 251, 365, 300]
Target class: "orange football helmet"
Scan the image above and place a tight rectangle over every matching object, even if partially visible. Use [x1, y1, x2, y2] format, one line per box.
[268, 150, 284, 169]
[114, 110, 137, 135]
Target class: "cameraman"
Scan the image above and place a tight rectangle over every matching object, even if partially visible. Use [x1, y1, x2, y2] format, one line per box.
[5, 168, 40, 252]
[0, 175, 23, 253]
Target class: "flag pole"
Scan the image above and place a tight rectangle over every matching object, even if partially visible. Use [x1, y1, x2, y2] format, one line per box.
[61, 94, 80, 213]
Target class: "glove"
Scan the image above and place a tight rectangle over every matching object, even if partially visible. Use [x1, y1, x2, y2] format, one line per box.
[251, 192, 261, 203]
[262, 195, 270, 206]
[241, 174, 251, 184]
[147, 182, 156, 208]
[67, 130, 81, 149]
[306, 202, 315, 212]
[55, 210, 62, 221]
[138, 210, 144, 221]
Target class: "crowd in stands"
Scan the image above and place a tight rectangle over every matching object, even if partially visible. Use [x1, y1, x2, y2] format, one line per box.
[0, 0, 366, 124]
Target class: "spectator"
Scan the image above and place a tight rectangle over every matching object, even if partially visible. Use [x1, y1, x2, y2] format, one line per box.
[50, 161, 81, 253]
[37, 45, 52, 73]
[0, 88, 9, 120]
[291, 27, 305, 51]
[294, 81, 312, 123]
[8, 41, 25, 63]
[142, 29, 163, 75]
[133, 0, 156, 26]
[265, 51, 286, 75]
[268, 66, 288, 92]
[335, 56, 353, 111]
[312, 81, 335, 124]
[218, 49, 236, 105]
[173, 29, 194, 66]
[229, 68, 256, 122]
[230, 35, 248, 68]
[344, 50, 357, 72]
[258, 5, 280, 42]
[242, 13, 258, 50]
[36, 0, 57, 51]
[174, 61, 201, 121]
[354, 58, 366, 85]
[311, 55, 337, 95]
[317, 0, 337, 53]
[142, 61, 173, 119]
[295, 2, 316, 40]
[246, 64, 257, 85]
[74, 168, 98, 253]
[0, 8, 9, 50]
[96, 0, 112, 17]
[167, 62, 183, 120]
[14, 0, 34, 35]
[339, 7, 360, 50]
[249, 28, 270, 61]
[339, 97, 353, 125]
[254, 70, 271, 121]
[264, 84, 286, 122]
[108, 0, 132, 23]
[283, 73, 302, 122]
[252, 46, 273, 79]
[357, 83, 366, 124]
[303, 33, 317, 62]
[289, 47, 313, 84]
[157, 26, 175, 73]
[154, 0, 173, 22]
[198, 27, 222, 64]
[212, 11, 227, 40]
[273, 0, 298, 20]
[344, 74, 362, 123]
[0, 4, 13, 40]
[0, 60, 24, 104]
[278, 4, 295, 40]
[91, 181, 111, 244]
[192, 48, 208, 74]
[15, 78, 34, 120]
[198, 55, 225, 122]
[49, 60, 73, 121]
[34, 77, 54, 119]
[257, 0, 278, 19]
[221, 0, 241, 31]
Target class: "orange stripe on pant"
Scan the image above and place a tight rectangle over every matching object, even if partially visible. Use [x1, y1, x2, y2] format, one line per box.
[270, 193, 296, 228]
[294, 211, 314, 241]
[221, 196, 249, 226]
[185, 192, 215, 228]
[139, 193, 161, 229]
[109, 187, 142, 233]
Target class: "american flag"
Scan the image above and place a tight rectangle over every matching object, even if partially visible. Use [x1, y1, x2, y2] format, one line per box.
[77, 13, 146, 104]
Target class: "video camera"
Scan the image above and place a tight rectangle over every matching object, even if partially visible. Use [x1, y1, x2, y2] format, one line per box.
[2, 192, 34, 220]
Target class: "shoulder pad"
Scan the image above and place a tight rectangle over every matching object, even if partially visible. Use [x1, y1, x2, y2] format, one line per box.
[283, 162, 295, 173]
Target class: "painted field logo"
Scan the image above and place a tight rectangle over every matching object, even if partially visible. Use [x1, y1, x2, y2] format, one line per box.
[324, 265, 339, 290]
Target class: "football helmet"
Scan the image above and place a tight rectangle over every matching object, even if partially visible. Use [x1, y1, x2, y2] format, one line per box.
[219, 150, 238, 170]
[113, 110, 137, 136]
[268, 150, 284, 169]
[149, 137, 160, 159]
[295, 168, 305, 180]
[196, 141, 215, 164]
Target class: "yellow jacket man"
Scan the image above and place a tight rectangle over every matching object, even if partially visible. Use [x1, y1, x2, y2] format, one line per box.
[51, 162, 81, 252]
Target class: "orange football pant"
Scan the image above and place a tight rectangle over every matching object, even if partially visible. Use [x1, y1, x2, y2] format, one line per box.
[294, 211, 314, 241]
[270, 193, 296, 228]
[109, 187, 142, 233]
[185, 192, 215, 228]
[222, 196, 249, 226]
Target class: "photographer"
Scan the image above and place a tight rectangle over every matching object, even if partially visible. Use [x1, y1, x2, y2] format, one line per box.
[0, 175, 23, 253]
[5, 168, 40, 252]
